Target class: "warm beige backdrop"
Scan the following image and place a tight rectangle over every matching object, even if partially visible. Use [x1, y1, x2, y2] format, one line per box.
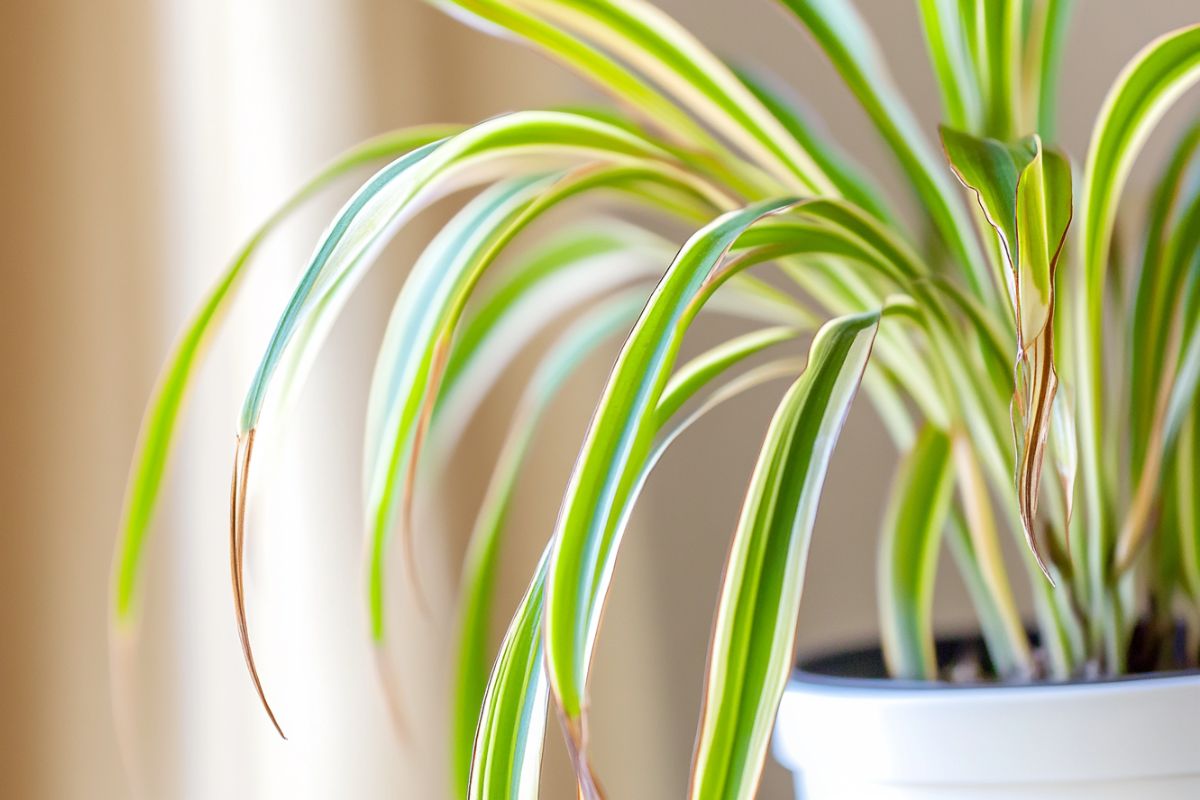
[2, 1, 1197, 798]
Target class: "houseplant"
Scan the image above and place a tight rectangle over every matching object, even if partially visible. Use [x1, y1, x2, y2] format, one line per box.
[110, 0, 1200, 796]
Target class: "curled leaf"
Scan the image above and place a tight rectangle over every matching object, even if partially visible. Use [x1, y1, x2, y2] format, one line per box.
[941, 127, 1072, 578]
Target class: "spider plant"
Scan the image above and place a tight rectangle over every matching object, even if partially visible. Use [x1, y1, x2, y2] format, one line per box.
[112, 0, 1200, 797]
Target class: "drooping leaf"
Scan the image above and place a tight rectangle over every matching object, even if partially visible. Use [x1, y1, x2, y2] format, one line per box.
[878, 425, 955, 679]
[509, 0, 839, 194]
[224, 110, 723, 735]
[463, 347, 805, 800]
[690, 311, 879, 800]
[1011, 145, 1072, 573]
[431, 223, 674, 458]
[940, 126, 1037, 293]
[454, 293, 644, 797]
[433, 0, 720, 154]
[543, 199, 806, 793]
[362, 163, 720, 639]
[655, 326, 801, 425]
[111, 126, 459, 625]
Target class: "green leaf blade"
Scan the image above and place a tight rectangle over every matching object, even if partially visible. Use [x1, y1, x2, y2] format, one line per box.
[778, 0, 990, 300]
[1078, 24, 1200, 577]
[111, 125, 459, 623]
[689, 311, 880, 800]
[878, 426, 956, 679]
[453, 294, 644, 797]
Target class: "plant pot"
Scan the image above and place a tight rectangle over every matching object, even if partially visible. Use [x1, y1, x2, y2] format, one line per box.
[772, 640, 1200, 799]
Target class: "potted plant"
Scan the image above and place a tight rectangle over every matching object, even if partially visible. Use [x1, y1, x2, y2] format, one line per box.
[111, 0, 1200, 797]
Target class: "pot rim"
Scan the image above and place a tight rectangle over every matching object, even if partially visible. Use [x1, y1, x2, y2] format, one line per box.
[776, 636, 1200, 785]
[791, 635, 1200, 693]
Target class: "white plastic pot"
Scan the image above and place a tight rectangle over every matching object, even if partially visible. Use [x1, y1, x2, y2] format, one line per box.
[773, 649, 1200, 799]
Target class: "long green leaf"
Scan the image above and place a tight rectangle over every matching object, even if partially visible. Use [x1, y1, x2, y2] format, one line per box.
[656, 326, 801, 425]
[431, 223, 674, 457]
[468, 549, 551, 800]
[1176, 411, 1200, 602]
[111, 125, 457, 623]
[239, 111, 705, 435]
[1128, 121, 1200, 471]
[514, 0, 838, 194]
[454, 294, 644, 797]
[224, 111, 717, 735]
[1076, 24, 1200, 588]
[878, 426, 955, 679]
[364, 163, 726, 639]
[435, 0, 719, 153]
[689, 311, 879, 800]
[538, 204, 912, 744]
[543, 199, 805, 793]
[464, 350, 805, 800]
[1029, 0, 1073, 141]
[981, 0, 1022, 139]
[949, 434, 1034, 677]
[917, 0, 983, 131]
[777, 0, 991, 300]
[732, 66, 896, 223]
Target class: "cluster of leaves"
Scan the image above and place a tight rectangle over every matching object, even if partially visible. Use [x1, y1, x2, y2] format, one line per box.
[112, 0, 1200, 797]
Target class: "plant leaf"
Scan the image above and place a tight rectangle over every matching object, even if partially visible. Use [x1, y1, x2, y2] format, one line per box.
[239, 110, 702, 435]
[542, 198, 803, 792]
[689, 311, 879, 800]
[1176, 411, 1200, 601]
[364, 163, 726, 637]
[656, 326, 801, 425]
[916, 0, 983, 131]
[949, 434, 1034, 677]
[454, 293, 644, 797]
[878, 425, 955, 679]
[1028, 0, 1073, 142]
[432, 0, 728, 159]
[510, 0, 839, 194]
[1128, 121, 1200, 472]
[776, 0, 990, 300]
[430, 222, 674, 461]
[941, 126, 1072, 577]
[732, 66, 896, 223]
[463, 348, 805, 800]
[1076, 23, 1200, 571]
[980, 0, 1022, 139]
[225, 110, 718, 735]
[467, 548, 551, 800]
[110, 126, 459, 625]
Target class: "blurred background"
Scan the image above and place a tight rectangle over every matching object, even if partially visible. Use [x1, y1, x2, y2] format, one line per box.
[1, 1, 1196, 797]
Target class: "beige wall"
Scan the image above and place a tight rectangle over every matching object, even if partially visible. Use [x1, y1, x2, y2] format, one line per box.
[1, 1, 1197, 798]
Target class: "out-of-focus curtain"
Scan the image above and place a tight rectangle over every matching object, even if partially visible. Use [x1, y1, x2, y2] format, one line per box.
[2, 1, 1196, 798]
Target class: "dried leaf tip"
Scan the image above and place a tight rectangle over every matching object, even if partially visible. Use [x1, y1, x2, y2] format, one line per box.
[229, 429, 287, 739]
[560, 710, 604, 800]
